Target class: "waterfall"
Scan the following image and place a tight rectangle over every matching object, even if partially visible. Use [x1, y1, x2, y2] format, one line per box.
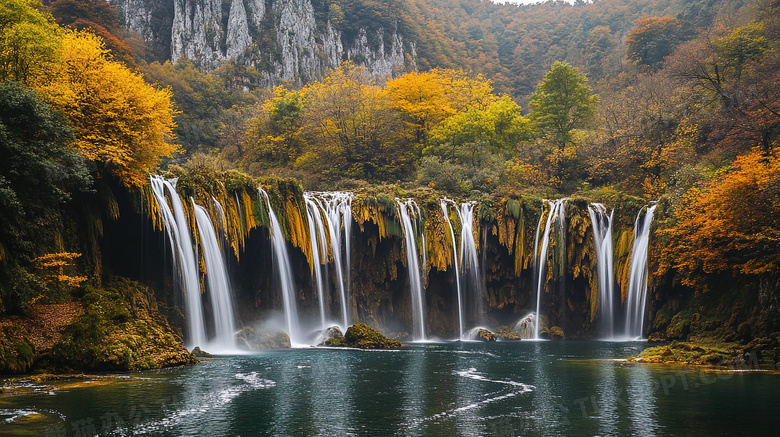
[512, 312, 537, 340]
[397, 198, 426, 341]
[150, 176, 206, 349]
[625, 204, 657, 339]
[588, 203, 616, 338]
[259, 188, 302, 345]
[308, 192, 354, 328]
[304, 196, 329, 330]
[440, 199, 464, 339]
[532, 199, 567, 340]
[457, 202, 483, 326]
[192, 200, 237, 350]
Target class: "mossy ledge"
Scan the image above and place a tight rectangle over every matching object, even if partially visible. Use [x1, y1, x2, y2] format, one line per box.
[325, 323, 403, 349]
[630, 338, 780, 370]
[0, 278, 196, 374]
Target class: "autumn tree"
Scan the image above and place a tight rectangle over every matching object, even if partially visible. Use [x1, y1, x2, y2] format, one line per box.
[626, 16, 683, 68]
[298, 62, 409, 181]
[48, 0, 135, 67]
[385, 69, 496, 150]
[0, 0, 61, 85]
[658, 148, 780, 291]
[38, 30, 178, 187]
[427, 95, 529, 165]
[528, 61, 598, 188]
[241, 87, 306, 170]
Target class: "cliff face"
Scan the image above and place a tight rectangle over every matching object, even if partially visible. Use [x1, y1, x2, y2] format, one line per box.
[111, 0, 411, 81]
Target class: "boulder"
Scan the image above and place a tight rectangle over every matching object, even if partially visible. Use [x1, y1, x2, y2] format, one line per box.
[319, 326, 345, 347]
[549, 326, 565, 340]
[237, 327, 291, 350]
[190, 347, 213, 358]
[477, 329, 497, 342]
[338, 323, 402, 349]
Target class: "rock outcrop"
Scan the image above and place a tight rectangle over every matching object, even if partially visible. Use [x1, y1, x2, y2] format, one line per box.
[111, 0, 412, 82]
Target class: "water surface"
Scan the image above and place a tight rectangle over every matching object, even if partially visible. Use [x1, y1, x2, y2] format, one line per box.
[2, 341, 778, 436]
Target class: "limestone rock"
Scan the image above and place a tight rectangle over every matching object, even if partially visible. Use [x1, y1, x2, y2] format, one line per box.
[110, 0, 412, 81]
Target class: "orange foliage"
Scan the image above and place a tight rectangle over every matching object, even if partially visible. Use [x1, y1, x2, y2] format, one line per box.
[658, 149, 780, 290]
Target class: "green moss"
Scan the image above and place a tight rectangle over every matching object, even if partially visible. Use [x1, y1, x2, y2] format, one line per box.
[633, 340, 742, 365]
[44, 279, 196, 372]
[340, 323, 403, 349]
[0, 328, 36, 374]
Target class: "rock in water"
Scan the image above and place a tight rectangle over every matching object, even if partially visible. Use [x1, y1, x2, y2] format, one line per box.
[477, 329, 497, 342]
[236, 327, 291, 350]
[340, 323, 402, 349]
[319, 326, 344, 346]
[190, 347, 213, 358]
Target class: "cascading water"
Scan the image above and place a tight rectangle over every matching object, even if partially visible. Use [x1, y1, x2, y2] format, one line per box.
[512, 312, 538, 339]
[150, 176, 206, 349]
[309, 192, 354, 328]
[532, 199, 567, 340]
[625, 204, 657, 340]
[304, 196, 329, 330]
[457, 202, 483, 326]
[259, 188, 302, 345]
[440, 199, 464, 339]
[397, 198, 426, 341]
[588, 203, 616, 338]
[193, 200, 237, 351]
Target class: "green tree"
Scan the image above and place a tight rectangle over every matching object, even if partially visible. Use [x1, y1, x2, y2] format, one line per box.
[529, 61, 598, 189]
[427, 95, 529, 166]
[0, 81, 91, 313]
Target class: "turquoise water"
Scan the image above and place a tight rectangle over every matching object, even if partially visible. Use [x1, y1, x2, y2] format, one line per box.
[2, 341, 778, 436]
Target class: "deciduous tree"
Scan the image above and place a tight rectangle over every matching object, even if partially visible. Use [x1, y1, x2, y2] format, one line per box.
[39, 30, 178, 187]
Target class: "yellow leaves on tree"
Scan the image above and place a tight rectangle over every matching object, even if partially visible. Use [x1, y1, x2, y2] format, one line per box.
[32, 252, 87, 292]
[385, 69, 496, 146]
[658, 149, 780, 291]
[0, 0, 61, 85]
[39, 30, 178, 187]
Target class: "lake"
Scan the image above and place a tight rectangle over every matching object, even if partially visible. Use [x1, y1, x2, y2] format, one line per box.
[2, 341, 778, 436]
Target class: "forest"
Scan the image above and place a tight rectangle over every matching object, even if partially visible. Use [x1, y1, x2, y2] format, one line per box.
[1, 0, 779, 372]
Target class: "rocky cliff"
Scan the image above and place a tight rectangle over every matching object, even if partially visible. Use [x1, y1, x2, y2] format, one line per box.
[111, 0, 413, 81]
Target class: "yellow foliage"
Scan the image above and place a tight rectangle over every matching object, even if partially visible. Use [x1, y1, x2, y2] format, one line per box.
[385, 68, 497, 143]
[32, 252, 86, 290]
[38, 30, 178, 187]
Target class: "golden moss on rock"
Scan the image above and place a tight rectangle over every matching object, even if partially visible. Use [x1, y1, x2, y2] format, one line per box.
[335, 323, 403, 349]
[43, 279, 197, 372]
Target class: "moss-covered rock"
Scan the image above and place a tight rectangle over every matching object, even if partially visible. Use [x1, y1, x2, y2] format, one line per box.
[495, 325, 522, 341]
[337, 323, 402, 349]
[549, 326, 565, 340]
[477, 329, 497, 342]
[42, 279, 197, 372]
[632, 340, 747, 366]
[318, 326, 344, 346]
